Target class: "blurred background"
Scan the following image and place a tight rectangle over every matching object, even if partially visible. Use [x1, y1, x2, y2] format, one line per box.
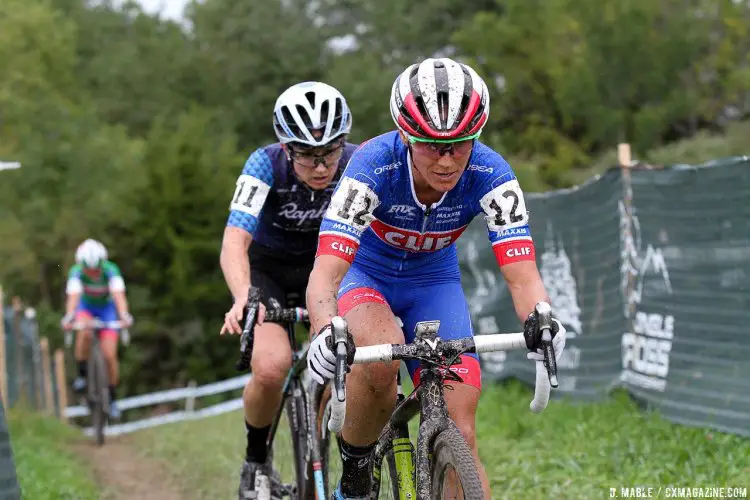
[1, 0, 749, 498]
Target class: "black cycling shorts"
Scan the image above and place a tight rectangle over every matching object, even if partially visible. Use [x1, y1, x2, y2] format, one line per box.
[249, 244, 314, 309]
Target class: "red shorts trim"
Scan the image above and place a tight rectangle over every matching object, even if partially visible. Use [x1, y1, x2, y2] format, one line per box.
[337, 287, 388, 317]
[412, 354, 482, 390]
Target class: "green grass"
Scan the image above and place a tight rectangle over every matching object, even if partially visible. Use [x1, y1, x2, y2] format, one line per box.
[477, 382, 749, 498]
[7, 409, 100, 500]
[132, 403, 246, 500]
[131, 380, 750, 500]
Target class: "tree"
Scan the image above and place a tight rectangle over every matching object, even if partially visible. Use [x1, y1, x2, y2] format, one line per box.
[188, 0, 327, 150]
[111, 106, 244, 391]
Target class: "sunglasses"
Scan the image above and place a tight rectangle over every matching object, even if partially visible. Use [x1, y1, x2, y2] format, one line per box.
[289, 141, 345, 169]
[407, 132, 480, 158]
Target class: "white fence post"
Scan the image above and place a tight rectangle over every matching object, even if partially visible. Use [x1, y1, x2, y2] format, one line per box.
[185, 380, 197, 415]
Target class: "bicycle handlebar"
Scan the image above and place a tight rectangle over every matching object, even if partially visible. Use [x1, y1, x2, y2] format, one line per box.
[68, 320, 127, 330]
[64, 320, 130, 347]
[235, 286, 309, 372]
[327, 301, 560, 433]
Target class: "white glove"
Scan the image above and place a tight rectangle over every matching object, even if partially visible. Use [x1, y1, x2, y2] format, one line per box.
[60, 312, 76, 330]
[527, 319, 566, 363]
[308, 326, 336, 385]
[121, 312, 134, 328]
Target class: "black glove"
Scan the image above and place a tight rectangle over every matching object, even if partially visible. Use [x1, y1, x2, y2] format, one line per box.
[322, 324, 357, 365]
[523, 310, 560, 351]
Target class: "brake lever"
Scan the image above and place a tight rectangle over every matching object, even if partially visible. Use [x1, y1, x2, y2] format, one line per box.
[236, 287, 262, 372]
[534, 301, 559, 388]
[328, 316, 349, 433]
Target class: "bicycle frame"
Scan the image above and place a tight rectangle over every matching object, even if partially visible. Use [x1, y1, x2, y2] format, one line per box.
[366, 324, 460, 500]
[67, 319, 126, 445]
[249, 313, 330, 500]
[236, 289, 553, 500]
[265, 321, 309, 456]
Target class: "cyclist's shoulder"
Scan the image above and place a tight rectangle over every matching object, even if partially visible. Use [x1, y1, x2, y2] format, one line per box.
[342, 141, 360, 155]
[67, 264, 83, 278]
[467, 141, 516, 179]
[337, 141, 360, 168]
[348, 131, 403, 165]
[240, 143, 284, 183]
[102, 260, 122, 276]
[341, 131, 405, 185]
[462, 141, 520, 198]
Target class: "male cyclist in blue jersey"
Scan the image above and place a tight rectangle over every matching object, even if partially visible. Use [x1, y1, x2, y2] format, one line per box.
[61, 239, 134, 420]
[305, 58, 568, 499]
[218, 81, 358, 499]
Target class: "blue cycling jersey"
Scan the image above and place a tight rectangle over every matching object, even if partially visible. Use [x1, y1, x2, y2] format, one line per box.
[316, 131, 536, 277]
[227, 142, 357, 256]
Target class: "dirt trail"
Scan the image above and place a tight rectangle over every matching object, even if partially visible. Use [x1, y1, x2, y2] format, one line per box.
[73, 437, 185, 500]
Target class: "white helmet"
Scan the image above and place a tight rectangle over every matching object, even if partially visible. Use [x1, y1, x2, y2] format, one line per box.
[75, 239, 108, 268]
[273, 81, 352, 147]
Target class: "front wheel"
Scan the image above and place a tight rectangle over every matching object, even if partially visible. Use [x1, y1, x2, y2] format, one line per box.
[429, 423, 484, 500]
[88, 346, 109, 447]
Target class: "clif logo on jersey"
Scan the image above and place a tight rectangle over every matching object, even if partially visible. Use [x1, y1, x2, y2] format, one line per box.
[370, 220, 468, 252]
[317, 234, 360, 263]
[506, 247, 531, 258]
[493, 239, 536, 266]
[331, 240, 356, 257]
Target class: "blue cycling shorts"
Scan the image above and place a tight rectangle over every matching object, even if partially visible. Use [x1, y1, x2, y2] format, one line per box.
[337, 262, 481, 389]
[75, 300, 119, 338]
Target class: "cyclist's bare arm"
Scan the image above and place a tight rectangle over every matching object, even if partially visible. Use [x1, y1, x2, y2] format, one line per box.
[64, 292, 81, 319]
[220, 226, 253, 302]
[111, 291, 130, 320]
[306, 254, 351, 336]
[501, 260, 550, 323]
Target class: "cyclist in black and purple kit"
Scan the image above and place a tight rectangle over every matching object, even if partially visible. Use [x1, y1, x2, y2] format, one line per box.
[218, 81, 357, 499]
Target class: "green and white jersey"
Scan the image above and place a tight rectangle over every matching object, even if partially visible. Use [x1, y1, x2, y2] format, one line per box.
[65, 261, 125, 306]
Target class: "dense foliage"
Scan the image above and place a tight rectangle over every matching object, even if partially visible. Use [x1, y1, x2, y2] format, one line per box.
[1, 0, 748, 394]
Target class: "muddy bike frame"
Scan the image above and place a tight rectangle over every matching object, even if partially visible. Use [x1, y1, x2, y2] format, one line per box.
[235, 287, 329, 500]
[236, 287, 559, 499]
[325, 301, 559, 499]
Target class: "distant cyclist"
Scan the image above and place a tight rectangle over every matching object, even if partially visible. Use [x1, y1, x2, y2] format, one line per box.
[61, 239, 133, 420]
[218, 81, 357, 499]
[305, 58, 567, 499]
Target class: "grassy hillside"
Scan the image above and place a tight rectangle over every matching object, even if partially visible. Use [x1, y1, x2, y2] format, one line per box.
[7, 409, 99, 500]
[132, 381, 750, 500]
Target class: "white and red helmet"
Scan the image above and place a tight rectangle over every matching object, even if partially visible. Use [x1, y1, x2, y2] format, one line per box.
[390, 58, 490, 140]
